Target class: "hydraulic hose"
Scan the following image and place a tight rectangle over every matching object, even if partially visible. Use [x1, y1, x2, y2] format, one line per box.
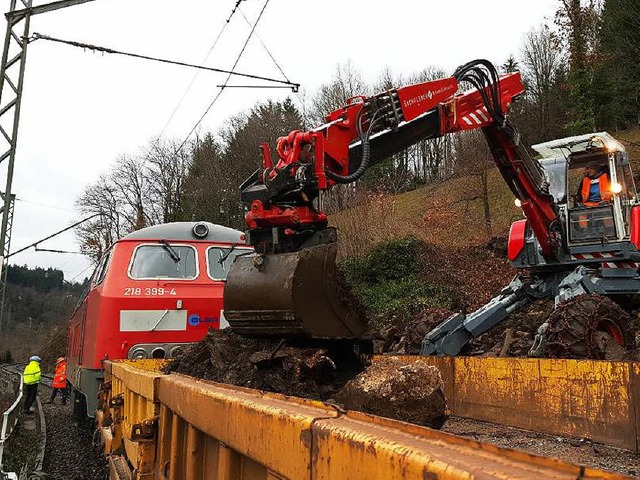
[326, 139, 371, 184]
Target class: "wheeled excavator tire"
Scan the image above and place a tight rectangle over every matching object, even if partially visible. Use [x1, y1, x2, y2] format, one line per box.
[545, 294, 635, 359]
[223, 243, 368, 338]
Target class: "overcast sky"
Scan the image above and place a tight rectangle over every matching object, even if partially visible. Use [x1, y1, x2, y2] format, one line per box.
[0, 0, 558, 282]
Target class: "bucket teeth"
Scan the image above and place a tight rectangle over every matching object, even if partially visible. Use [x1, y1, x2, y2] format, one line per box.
[224, 243, 367, 338]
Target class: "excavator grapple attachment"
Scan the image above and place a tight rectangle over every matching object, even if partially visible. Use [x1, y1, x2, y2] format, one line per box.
[224, 243, 367, 338]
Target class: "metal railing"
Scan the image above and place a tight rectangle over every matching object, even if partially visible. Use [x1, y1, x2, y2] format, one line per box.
[0, 367, 23, 471]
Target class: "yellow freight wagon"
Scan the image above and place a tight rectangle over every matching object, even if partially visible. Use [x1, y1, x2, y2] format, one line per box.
[96, 359, 633, 480]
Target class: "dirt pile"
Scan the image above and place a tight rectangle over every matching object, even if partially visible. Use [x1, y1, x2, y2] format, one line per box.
[419, 237, 514, 312]
[334, 356, 447, 428]
[166, 329, 448, 427]
[467, 299, 555, 357]
[165, 328, 368, 401]
[376, 307, 455, 354]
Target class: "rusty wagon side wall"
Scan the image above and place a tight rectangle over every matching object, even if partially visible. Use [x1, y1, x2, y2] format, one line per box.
[407, 356, 640, 452]
[96, 359, 632, 480]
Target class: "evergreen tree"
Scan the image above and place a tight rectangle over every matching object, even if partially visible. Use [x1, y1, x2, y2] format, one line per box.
[597, 0, 640, 128]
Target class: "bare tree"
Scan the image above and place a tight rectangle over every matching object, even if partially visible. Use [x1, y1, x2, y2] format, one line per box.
[75, 175, 125, 260]
[453, 131, 496, 236]
[520, 25, 567, 142]
[308, 62, 369, 124]
[144, 137, 191, 224]
[110, 154, 150, 230]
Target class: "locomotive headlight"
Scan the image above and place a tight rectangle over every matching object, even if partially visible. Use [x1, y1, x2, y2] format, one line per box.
[192, 222, 209, 238]
[514, 198, 522, 208]
[611, 182, 623, 194]
[151, 347, 167, 359]
[130, 347, 148, 359]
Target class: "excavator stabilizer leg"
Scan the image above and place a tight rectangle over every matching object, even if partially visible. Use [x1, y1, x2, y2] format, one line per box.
[223, 243, 368, 338]
[421, 276, 537, 356]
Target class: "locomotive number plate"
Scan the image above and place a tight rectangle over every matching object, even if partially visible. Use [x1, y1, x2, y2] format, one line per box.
[123, 287, 177, 296]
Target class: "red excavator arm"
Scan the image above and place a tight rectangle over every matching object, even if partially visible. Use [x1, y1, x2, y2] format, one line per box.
[225, 60, 558, 338]
[240, 60, 558, 259]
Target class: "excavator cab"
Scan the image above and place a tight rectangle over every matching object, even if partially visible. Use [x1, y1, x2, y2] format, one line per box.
[534, 133, 637, 248]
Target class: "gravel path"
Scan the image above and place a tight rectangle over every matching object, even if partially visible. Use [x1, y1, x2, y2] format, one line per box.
[40, 392, 108, 480]
[443, 416, 640, 477]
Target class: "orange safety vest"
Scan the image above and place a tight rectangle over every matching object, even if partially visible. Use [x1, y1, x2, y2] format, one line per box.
[52, 361, 67, 388]
[581, 173, 611, 206]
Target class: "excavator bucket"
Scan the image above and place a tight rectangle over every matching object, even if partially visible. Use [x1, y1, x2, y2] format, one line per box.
[223, 243, 368, 338]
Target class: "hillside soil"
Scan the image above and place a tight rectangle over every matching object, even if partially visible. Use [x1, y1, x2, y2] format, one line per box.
[375, 237, 640, 359]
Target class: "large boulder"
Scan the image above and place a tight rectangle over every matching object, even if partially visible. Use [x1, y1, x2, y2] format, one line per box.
[334, 356, 447, 428]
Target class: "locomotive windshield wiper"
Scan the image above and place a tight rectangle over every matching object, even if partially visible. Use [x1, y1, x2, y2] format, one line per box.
[160, 239, 181, 263]
[218, 244, 237, 267]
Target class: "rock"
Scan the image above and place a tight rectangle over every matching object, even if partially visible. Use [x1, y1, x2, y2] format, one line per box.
[334, 356, 447, 428]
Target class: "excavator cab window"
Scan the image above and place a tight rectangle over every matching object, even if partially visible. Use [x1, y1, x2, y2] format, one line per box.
[613, 151, 637, 236]
[539, 158, 566, 203]
[565, 148, 631, 244]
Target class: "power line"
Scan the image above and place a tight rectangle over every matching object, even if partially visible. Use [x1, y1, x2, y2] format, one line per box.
[30, 32, 298, 91]
[177, 0, 273, 153]
[160, 0, 248, 136]
[7, 213, 101, 259]
[238, 6, 290, 83]
[15, 197, 76, 213]
[69, 261, 95, 283]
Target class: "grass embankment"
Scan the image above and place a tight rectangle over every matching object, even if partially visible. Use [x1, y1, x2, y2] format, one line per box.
[334, 127, 640, 257]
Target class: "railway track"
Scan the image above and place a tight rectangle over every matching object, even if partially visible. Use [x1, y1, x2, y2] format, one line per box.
[0, 363, 47, 478]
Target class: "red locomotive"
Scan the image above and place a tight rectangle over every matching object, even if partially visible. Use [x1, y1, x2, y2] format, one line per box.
[66, 221, 251, 418]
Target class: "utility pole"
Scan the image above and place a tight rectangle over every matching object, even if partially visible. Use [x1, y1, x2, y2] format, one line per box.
[0, 0, 96, 336]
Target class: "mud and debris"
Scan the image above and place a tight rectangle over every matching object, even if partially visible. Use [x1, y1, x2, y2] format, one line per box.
[374, 307, 455, 354]
[333, 356, 447, 428]
[443, 416, 640, 477]
[166, 329, 449, 427]
[467, 299, 556, 357]
[165, 328, 369, 401]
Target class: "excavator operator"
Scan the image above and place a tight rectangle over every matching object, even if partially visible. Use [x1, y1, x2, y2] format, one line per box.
[579, 161, 611, 206]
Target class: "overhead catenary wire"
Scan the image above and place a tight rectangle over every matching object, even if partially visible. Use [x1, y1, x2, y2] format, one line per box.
[159, 0, 248, 136]
[7, 213, 102, 259]
[238, 6, 290, 83]
[29, 32, 298, 91]
[15, 197, 76, 213]
[176, 0, 272, 154]
[69, 262, 96, 283]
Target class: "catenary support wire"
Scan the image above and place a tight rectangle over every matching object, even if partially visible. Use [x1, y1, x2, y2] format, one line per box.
[160, 0, 249, 136]
[177, 0, 273, 153]
[7, 213, 101, 259]
[29, 32, 299, 91]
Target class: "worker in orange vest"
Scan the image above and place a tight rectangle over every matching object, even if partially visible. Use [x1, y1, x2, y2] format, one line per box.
[48, 357, 67, 405]
[580, 161, 612, 206]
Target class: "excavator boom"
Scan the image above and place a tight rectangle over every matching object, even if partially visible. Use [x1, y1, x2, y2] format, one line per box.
[225, 60, 552, 339]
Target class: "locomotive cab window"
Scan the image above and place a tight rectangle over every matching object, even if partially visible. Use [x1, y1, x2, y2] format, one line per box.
[207, 246, 252, 280]
[92, 249, 113, 286]
[129, 243, 198, 280]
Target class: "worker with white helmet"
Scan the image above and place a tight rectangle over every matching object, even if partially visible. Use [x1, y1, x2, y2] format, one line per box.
[23, 355, 41, 413]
